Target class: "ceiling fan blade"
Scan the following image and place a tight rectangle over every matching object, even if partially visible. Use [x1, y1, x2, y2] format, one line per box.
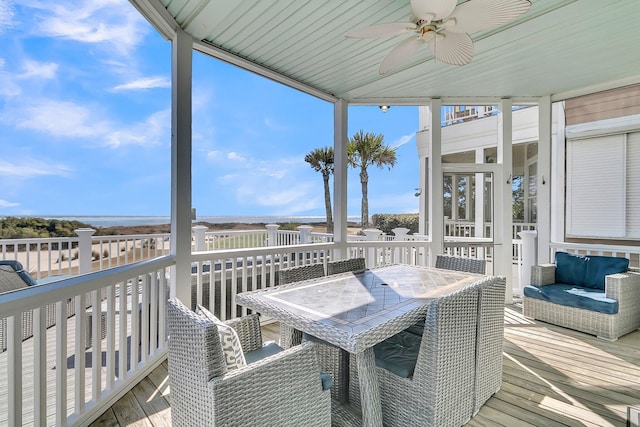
[428, 31, 473, 66]
[446, 0, 532, 34]
[379, 37, 425, 74]
[411, 0, 457, 21]
[345, 22, 417, 38]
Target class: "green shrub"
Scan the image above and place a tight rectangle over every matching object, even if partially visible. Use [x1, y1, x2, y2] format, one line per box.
[371, 213, 419, 235]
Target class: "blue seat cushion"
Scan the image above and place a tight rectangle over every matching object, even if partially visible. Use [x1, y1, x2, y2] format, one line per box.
[523, 284, 618, 314]
[555, 252, 588, 286]
[373, 330, 422, 378]
[554, 252, 628, 290]
[582, 255, 628, 289]
[405, 320, 425, 337]
[244, 341, 333, 390]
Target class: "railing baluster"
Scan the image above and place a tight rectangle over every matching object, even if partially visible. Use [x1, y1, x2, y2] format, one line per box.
[8, 315, 22, 426]
[131, 278, 139, 371]
[34, 305, 47, 425]
[91, 289, 101, 401]
[106, 284, 115, 391]
[74, 294, 86, 414]
[150, 271, 159, 353]
[118, 281, 127, 381]
[141, 273, 150, 362]
[56, 300, 67, 427]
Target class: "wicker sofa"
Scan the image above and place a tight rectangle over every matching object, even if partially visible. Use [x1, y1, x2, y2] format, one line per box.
[523, 252, 640, 341]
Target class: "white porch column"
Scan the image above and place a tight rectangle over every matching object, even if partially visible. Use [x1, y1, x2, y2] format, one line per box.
[75, 228, 96, 275]
[537, 96, 552, 263]
[298, 225, 313, 244]
[265, 224, 280, 246]
[475, 149, 486, 259]
[551, 102, 566, 246]
[333, 99, 349, 260]
[497, 99, 514, 302]
[170, 28, 193, 305]
[428, 99, 444, 265]
[518, 230, 537, 293]
[192, 225, 208, 252]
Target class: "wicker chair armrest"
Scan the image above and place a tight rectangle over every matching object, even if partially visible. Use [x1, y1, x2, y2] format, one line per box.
[209, 342, 328, 415]
[225, 314, 263, 353]
[605, 271, 640, 303]
[531, 264, 556, 286]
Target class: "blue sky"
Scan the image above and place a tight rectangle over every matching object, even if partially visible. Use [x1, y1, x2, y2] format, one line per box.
[0, 0, 420, 219]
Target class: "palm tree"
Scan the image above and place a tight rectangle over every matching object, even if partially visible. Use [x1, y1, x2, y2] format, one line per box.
[305, 147, 334, 233]
[348, 130, 398, 228]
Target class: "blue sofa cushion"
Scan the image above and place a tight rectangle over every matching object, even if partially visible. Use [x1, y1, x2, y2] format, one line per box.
[554, 252, 628, 290]
[555, 252, 588, 287]
[582, 255, 628, 289]
[523, 284, 619, 314]
[373, 330, 422, 378]
[244, 342, 333, 391]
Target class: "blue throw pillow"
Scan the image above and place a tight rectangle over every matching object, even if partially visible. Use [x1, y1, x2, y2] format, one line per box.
[582, 255, 628, 290]
[555, 252, 588, 285]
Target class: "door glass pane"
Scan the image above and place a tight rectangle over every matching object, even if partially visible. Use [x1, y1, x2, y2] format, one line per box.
[443, 173, 493, 239]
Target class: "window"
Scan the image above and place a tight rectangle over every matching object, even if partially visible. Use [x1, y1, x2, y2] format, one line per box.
[566, 131, 640, 239]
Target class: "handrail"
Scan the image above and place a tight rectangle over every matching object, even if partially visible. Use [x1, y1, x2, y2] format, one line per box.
[0, 255, 175, 319]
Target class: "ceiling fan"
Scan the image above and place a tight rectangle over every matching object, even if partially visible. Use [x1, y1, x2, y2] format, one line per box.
[345, 0, 532, 74]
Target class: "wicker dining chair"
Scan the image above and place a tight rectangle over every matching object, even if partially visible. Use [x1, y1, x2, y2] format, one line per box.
[326, 257, 366, 275]
[435, 255, 486, 274]
[276, 263, 326, 349]
[349, 283, 482, 427]
[166, 298, 331, 427]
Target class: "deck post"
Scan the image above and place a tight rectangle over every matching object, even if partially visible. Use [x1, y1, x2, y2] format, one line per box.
[192, 225, 208, 252]
[333, 99, 348, 260]
[428, 98, 444, 265]
[298, 225, 313, 244]
[75, 228, 96, 275]
[170, 27, 193, 305]
[265, 224, 280, 246]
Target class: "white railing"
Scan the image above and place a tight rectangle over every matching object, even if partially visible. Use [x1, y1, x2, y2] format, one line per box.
[204, 230, 269, 250]
[92, 234, 171, 270]
[549, 242, 640, 269]
[0, 256, 173, 426]
[442, 105, 498, 127]
[190, 243, 334, 319]
[0, 237, 78, 280]
[1, 223, 535, 280]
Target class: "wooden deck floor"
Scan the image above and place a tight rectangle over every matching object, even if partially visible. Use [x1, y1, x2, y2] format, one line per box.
[92, 305, 640, 427]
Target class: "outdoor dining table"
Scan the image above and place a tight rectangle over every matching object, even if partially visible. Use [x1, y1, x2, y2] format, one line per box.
[236, 263, 486, 426]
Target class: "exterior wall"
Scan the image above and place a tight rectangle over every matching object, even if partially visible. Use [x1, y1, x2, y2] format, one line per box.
[565, 84, 640, 125]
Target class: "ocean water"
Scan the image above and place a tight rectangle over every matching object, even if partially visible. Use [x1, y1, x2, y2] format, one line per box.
[31, 215, 360, 227]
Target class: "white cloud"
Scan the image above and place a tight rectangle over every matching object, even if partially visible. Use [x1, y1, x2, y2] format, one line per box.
[393, 133, 415, 148]
[227, 152, 246, 162]
[0, 1, 14, 34]
[105, 108, 170, 148]
[0, 199, 19, 208]
[0, 157, 71, 178]
[0, 60, 21, 97]
[11, 99, 112, 138]
[3, 98, 169, 148]
[214, 154, 323, 214]
[30, 0, 147, 55]
[18, 59, 58, 79]
[207, 150, 221, 160]
[264, 117, 288, 131]
[112, 76, 170, 91]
